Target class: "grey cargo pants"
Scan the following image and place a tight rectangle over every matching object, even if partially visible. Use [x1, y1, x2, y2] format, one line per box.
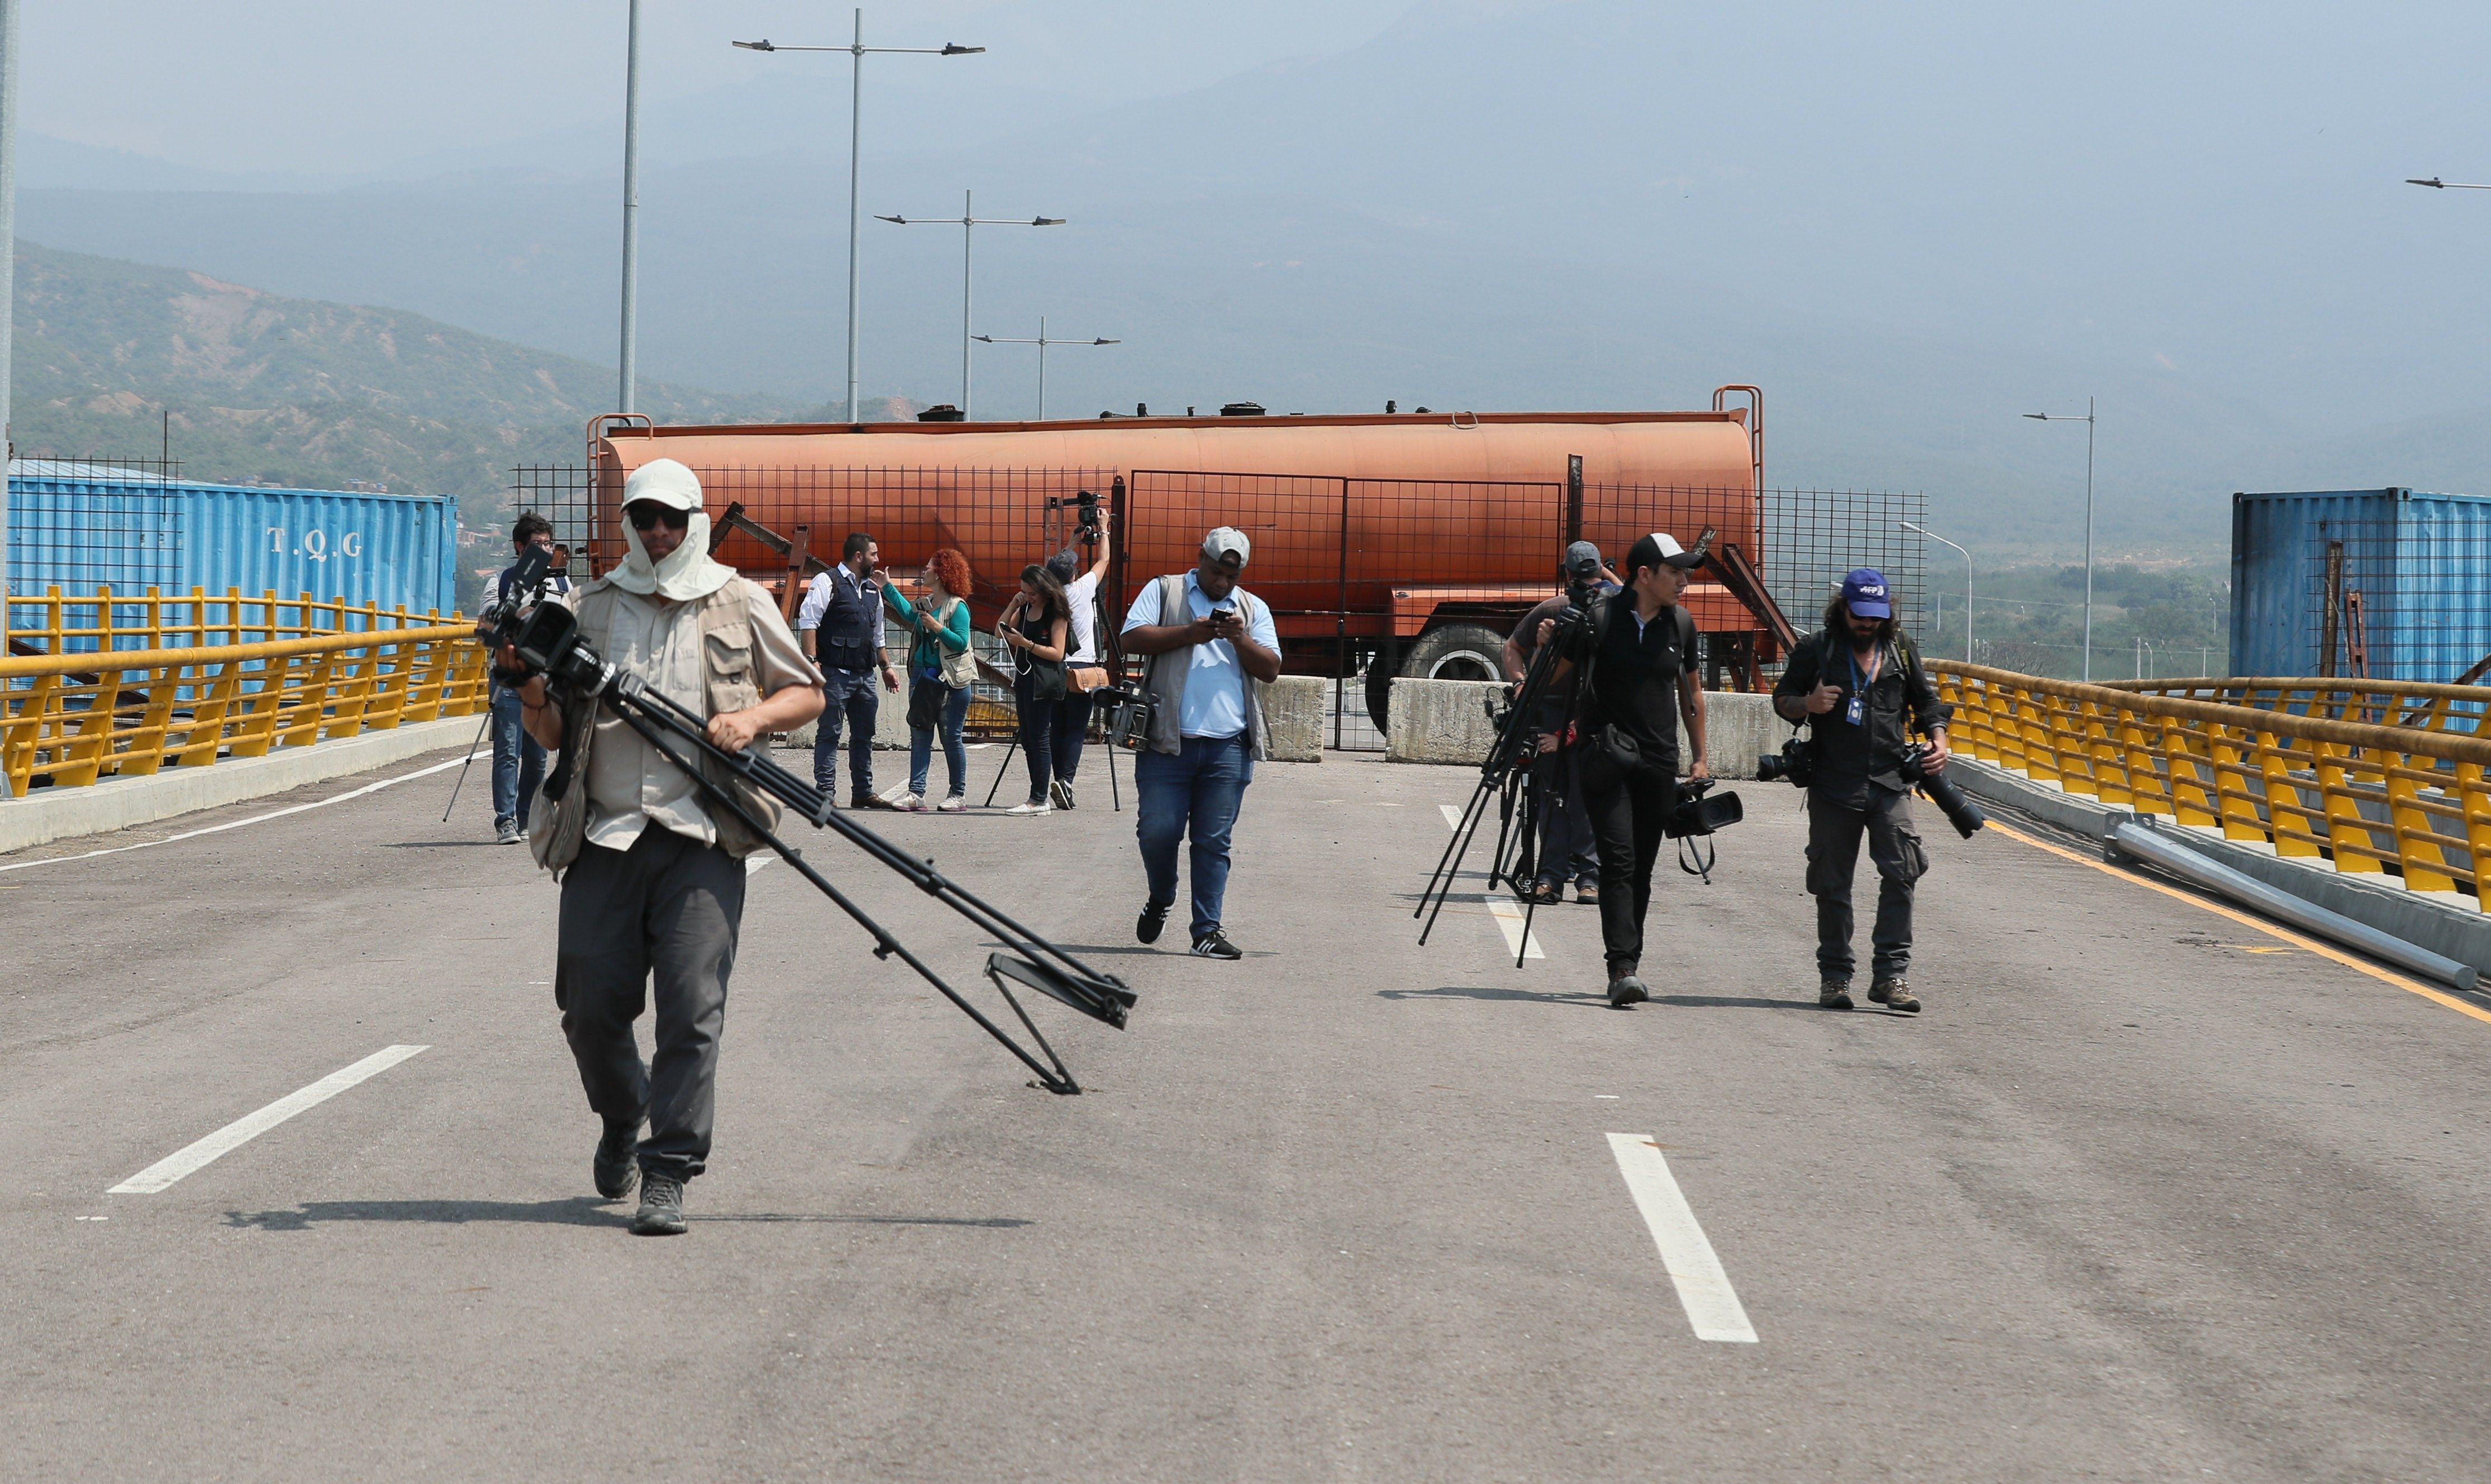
[1804, 787, 1928, 985]
[556, 827, 746, 1182]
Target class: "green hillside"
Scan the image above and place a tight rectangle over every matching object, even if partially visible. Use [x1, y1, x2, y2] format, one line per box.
[8, 239, 814, 510]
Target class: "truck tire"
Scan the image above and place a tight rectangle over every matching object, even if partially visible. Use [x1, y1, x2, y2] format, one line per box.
[1369, 623, 1507, 731]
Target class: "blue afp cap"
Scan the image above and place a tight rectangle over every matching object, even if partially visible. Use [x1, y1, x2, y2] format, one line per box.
[1840, 567, 1893, 618]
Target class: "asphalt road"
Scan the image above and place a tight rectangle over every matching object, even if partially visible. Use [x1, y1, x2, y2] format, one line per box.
[8, 738, 2491, 1482]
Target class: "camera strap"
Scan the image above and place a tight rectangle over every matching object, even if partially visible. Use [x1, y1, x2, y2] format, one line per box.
[1678, 833, 1716, 884]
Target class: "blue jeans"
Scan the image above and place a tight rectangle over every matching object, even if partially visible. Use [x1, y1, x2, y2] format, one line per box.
[490, 685, 545, 829]
[908, 677, 971, 799]
[1135, 732, 1254, 942]
[815, 666, 880, 800]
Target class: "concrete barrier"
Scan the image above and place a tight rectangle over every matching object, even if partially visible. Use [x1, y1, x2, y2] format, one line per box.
[1256, 676, 1327, 762]
[1385, 679, 1784, 778]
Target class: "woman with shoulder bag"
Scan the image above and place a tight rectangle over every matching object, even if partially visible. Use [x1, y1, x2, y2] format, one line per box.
[882, 547, 978, 812]
[1044, 512, 1113, 809]
[998, 563, 1071, 817]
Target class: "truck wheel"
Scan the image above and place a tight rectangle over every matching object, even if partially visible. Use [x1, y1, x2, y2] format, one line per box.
[1369, 623, 1507, 731]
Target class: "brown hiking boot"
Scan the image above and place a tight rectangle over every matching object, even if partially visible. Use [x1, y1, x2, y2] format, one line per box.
[1870, 979, 1921, 1014]
[1818, 979, 1855, 1010]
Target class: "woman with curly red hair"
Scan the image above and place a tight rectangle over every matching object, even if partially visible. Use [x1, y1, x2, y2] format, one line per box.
[880, 547, 978, 810]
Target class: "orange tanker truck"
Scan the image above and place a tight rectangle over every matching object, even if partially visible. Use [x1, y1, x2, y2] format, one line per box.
[583, 389, 1794, 726]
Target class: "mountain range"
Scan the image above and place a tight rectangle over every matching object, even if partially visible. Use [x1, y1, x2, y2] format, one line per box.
[17, 0, 2491, 562]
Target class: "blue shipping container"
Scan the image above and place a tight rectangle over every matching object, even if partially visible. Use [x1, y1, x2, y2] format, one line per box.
[7, 461, 457, 619]
[2230, 488, 2491, 684]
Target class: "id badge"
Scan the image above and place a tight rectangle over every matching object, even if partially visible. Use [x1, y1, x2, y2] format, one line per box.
[1845, 694, 1864, 727]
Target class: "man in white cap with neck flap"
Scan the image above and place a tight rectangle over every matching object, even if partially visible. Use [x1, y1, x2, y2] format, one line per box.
[507, 457, 823, 1235]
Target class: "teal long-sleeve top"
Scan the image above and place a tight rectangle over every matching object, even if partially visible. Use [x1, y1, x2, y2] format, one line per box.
[883, 584, 973, 676]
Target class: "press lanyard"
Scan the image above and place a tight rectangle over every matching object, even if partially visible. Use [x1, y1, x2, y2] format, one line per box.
[1844, 643, 1879, 727]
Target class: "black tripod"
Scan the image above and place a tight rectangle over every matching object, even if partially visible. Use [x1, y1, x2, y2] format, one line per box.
[575, 668, 1133, 1095]
[1414, 603, 1585, 966]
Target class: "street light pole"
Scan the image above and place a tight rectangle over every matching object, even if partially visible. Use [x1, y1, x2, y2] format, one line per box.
[2023, 397, 2098, 681]
[878, 195, 1064, 419]
[735, 18, 984, 422]
[1900, 521, 1972, 664]
[617, 0, 643, 414]
[973, 317, 1121, 419]
[0, 0, 19, 622]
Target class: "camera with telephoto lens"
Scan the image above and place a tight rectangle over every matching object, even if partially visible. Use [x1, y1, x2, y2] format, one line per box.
[1757, 732, 1816, 786]
[1901, 741, 1987, 839]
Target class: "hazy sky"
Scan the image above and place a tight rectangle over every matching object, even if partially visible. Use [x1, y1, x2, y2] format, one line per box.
[23, 1, 1420, 176]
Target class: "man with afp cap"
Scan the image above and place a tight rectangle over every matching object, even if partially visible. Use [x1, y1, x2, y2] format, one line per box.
[1120, 526, 1282, 959]
[506, 457, 823, 1235]
[1773, 566, 1952, 1014]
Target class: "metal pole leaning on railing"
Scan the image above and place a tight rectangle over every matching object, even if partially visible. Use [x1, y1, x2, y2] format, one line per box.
[1931, 661, 2491, 914]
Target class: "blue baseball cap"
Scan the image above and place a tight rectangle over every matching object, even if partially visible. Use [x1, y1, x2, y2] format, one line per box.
[1840, 567, 1893, 618]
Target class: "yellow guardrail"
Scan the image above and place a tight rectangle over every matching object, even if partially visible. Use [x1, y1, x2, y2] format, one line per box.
[2, 618, 487, 799]
[1932, 662, 2491, 913]
[6, 583, 461, 653]
[2098, 676, 2491, 736]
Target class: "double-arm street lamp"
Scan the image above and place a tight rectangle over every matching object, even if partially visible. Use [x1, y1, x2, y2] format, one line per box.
[734, 12, 984, 422]
[1900, 520, 1973, 664]
[2407, 176, 2491, 190]
[973, 318, 1119, 420]
[879, 190, 1065, 419]
[2023, 398, 2098, 680]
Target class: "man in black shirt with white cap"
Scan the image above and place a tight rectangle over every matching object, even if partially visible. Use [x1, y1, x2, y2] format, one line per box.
[1550, 531, 1711, 1007]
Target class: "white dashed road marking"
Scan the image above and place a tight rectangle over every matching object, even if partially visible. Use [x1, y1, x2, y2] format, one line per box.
[1604, 1132, 1759, 1343]
[108, 1045, 430, 1194]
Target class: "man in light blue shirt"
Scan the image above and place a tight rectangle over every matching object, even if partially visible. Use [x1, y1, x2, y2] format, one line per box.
[1120, 527, 1282, 959]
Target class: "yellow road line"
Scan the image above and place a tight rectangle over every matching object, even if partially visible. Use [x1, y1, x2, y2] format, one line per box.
[1987, 819, 2491, 1028]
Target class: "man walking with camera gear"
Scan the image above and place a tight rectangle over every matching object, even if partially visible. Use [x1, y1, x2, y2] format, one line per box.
[1555, 532, 1710, 1008]
[1120, 527, 1281, 960]
[1504, 540, 1611, 905]
[1771, 567, 1952, 1014]
[508, 458, 823, 1236]
[490, 512, 571, 845]
[797, 532, 901, 809]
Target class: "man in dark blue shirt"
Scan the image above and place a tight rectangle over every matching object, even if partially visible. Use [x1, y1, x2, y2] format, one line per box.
[489, 512, 571, 844]
[1771, 567, 1953, 1013]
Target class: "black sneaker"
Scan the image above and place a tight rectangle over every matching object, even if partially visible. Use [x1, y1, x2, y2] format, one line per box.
[593, 1122, 639, 1201]
[1190, 931, 1243, 960]
[1606, 972, 1649, 1009]
[1820, 979, 1855, 1010]
[631, 1172, 688, 1236]
[1137, 901, 1170, 944]
[1050, 779, 1074, 810]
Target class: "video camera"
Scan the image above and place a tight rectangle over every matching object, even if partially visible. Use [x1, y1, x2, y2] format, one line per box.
[1047, 489, 1105, 546]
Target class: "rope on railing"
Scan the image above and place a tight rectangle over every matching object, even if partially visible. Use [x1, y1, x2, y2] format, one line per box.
[1, 624, 488, 798]
[1932, 662, 2491, 914]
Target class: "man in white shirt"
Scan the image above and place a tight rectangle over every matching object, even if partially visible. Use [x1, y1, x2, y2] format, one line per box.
[1042, 507, 1113, 809]
[1119, 527, 1282, 960]
[795, 533, 902, 807]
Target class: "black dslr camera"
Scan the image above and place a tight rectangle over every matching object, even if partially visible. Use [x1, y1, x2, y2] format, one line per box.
[1901, 742, 1987, 839]
[1757, 732, 1814, 786]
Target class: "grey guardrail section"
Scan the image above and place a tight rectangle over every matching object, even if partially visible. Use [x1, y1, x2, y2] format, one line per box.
[2107, 820, 2478, 992]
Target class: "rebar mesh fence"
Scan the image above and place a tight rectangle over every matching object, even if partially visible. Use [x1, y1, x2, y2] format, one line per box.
[513, 464, 1927, 753]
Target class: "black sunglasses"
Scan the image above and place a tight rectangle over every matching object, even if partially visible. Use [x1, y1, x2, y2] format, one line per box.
[626, 503, 692, 531]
